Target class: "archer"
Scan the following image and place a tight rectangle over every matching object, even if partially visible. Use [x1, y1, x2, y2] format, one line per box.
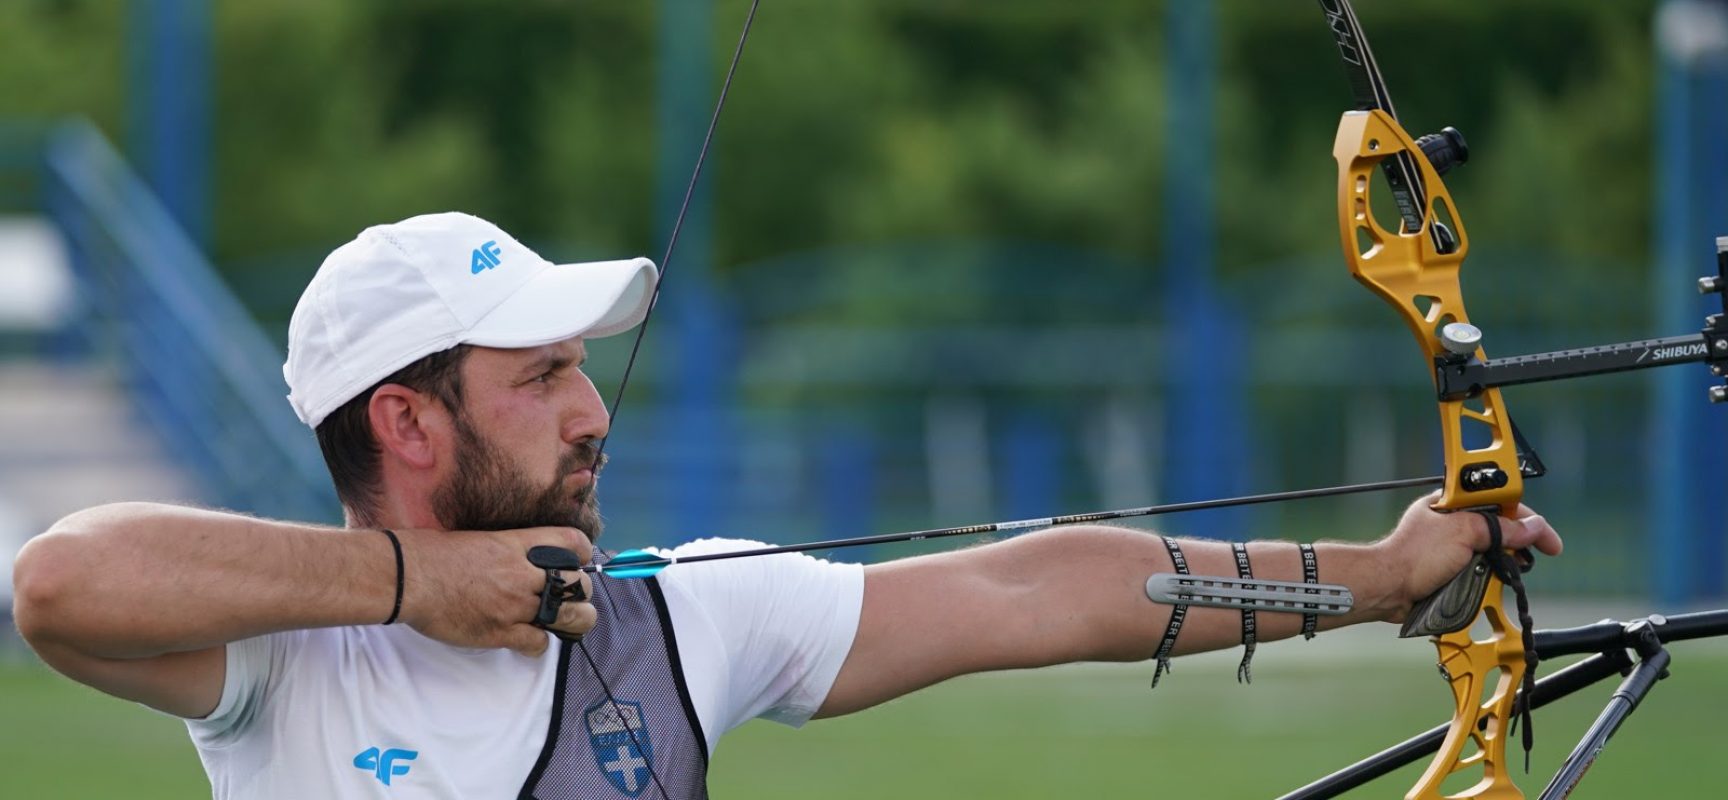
[12, 211, 1561, 798]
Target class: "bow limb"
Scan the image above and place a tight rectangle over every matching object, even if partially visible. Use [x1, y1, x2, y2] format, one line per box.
[1333, 109, 1528, 800]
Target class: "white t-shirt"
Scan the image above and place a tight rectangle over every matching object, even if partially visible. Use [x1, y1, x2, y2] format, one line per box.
[185, 539, 864, 799]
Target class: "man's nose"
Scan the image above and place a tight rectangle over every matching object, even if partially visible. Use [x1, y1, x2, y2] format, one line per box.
[563, 378, 609, 444]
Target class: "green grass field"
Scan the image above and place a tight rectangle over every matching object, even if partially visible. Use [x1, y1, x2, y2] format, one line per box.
[2, 629, 1721, 799]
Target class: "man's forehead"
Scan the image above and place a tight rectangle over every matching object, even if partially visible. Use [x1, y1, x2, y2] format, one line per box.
[473, 337, 586, 366]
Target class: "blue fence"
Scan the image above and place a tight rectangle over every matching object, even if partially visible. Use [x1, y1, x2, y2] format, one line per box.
[38, 121, 337, 523]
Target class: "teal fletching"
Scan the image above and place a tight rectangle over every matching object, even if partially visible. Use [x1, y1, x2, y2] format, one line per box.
[602, 549, 671, 579]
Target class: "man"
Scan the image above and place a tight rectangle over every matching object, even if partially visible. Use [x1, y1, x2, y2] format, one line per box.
[12, 212, 1562, 798]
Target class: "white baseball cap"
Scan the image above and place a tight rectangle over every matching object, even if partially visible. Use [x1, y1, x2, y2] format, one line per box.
[284, 212, 657, 428]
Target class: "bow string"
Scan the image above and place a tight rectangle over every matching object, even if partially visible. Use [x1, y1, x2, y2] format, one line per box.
[576, 3, 763, 798]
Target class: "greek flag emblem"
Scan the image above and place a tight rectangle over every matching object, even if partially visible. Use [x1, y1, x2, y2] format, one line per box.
[586, 700, 654, 796]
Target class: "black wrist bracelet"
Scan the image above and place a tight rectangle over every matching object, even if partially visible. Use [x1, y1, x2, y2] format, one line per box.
[380, 528, 404, 625]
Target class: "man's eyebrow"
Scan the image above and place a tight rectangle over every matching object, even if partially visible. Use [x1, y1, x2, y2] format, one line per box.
[516, 351, 574, 378]
[513, 341, 588, 377]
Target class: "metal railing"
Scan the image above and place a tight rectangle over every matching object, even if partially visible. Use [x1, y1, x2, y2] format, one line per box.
[38, 121, 337, 522]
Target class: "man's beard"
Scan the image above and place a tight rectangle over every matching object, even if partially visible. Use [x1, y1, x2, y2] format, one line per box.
[432, 414, 606, 541]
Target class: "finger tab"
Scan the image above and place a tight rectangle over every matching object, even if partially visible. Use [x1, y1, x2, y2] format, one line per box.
[527, 545, 584, 571]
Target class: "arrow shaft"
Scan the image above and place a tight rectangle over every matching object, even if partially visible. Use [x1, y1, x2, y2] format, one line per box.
[588, 474, 1445, 576]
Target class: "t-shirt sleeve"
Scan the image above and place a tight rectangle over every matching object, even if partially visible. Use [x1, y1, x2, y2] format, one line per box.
[184, 630, 299, 748]
[654, 538, 863, 731]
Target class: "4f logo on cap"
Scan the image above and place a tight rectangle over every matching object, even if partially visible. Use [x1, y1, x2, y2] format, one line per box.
[471, 240, 504, 274]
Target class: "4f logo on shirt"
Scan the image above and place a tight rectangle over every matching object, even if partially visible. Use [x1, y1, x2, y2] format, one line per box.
[353, 746, 418, 786]
[586, 700, 654, 797]
[470, 239, 504, 274]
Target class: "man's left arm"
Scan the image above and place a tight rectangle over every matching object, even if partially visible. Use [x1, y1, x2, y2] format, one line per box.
[817, 496, 1561, 718]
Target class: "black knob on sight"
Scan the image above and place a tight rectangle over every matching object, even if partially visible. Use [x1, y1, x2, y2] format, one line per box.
[1416, 126, 1469, 176]
[1460, 463, 1509, 492]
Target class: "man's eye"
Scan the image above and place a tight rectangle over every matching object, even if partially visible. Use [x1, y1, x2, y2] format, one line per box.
[533, 370, 557, 384]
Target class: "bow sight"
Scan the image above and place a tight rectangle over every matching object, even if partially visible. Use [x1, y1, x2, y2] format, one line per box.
[1431, 240, 1728, 403]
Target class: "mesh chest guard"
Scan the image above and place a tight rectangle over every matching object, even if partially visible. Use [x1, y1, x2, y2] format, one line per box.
[520, 567, 708, 800]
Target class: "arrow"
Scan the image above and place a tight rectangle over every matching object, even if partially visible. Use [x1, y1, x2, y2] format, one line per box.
[533, 474, 1450, 580]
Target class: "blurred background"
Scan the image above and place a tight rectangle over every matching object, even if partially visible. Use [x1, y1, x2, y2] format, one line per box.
[1, 0, 1725, 797]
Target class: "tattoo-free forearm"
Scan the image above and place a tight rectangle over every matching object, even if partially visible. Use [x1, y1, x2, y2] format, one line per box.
[12, 502, 395, 659]
[975, 525, 1404, 665]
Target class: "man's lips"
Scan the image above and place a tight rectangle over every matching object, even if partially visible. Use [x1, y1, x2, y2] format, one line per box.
[564, 448, 603, 489]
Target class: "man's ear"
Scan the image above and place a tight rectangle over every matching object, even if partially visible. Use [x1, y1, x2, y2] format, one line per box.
[367, 384, 449, 470]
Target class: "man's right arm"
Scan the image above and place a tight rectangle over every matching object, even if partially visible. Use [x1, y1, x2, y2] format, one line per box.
[11, 502, 594, 718]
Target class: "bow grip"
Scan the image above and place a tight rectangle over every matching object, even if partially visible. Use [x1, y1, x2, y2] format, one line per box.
[1400, 553, 1492, 637]
[1401, 546, 1536, 638]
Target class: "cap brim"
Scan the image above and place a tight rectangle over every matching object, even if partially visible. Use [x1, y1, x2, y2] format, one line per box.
[462, 257, 657, 348]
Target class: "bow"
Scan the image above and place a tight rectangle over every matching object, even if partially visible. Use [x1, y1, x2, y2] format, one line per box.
[1320, 2, 1535, 797]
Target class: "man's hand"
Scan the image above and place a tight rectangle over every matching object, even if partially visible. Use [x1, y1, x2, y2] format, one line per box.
[395, 526, 597, 656]
[1375, 493, 1564, 624]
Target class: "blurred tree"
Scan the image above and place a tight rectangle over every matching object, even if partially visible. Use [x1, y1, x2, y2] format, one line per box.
[0, 0, 1660, 332]
[0, 1, 126, 131]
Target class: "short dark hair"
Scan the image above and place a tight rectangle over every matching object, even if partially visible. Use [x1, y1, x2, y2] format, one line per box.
[315, 345, 472, 525]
